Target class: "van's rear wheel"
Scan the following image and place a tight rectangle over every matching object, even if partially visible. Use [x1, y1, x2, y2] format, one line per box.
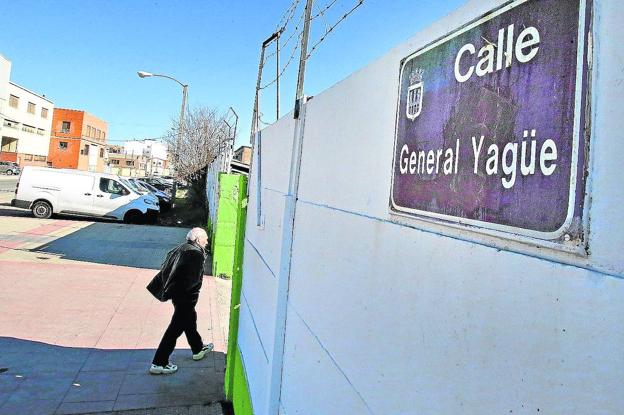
[124, 210, 143, 224]
[32, 201, 52, 219]
[6, 170, 14, 176]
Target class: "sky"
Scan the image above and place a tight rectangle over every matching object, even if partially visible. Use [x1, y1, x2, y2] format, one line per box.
[1, 0, 465, 147]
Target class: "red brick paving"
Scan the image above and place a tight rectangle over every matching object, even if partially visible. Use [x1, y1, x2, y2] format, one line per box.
[0, 218, 228, 415]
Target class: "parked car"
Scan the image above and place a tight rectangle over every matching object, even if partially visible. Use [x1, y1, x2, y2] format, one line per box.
[136, 179, 172, 211]
[141, 177, 173, 193]
[120, 178, 159, 205]
[12, 167, 159, 223]
[124, 178, 171, 211]
[0, 161, 20, 175]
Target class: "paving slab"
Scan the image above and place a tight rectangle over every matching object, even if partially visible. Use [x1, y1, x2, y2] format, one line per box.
[0, 215, 230, 415]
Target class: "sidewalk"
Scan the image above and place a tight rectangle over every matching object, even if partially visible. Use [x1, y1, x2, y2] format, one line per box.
[0, 216, 232, 415]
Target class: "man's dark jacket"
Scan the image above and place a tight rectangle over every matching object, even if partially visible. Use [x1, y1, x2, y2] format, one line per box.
[147, 242, 205, 304]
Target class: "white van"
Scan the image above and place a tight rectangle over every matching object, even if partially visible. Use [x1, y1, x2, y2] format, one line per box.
[12, 167, 159, 223]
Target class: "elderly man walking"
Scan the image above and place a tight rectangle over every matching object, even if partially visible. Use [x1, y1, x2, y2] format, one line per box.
[148, 227, 214, 375]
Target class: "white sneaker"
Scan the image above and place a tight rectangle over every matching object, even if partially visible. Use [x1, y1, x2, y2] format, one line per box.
[192, 344, 214, 361]
[149, 363, 178, 375]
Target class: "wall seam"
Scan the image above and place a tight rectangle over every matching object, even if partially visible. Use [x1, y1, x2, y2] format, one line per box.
[289, 303, 376, 414]
[241, 291, 270, 363]
[297, 198, 624, 280]
[246, 238, 277, 278]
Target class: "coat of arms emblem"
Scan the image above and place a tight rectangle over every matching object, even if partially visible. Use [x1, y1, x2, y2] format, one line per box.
[406, 68, 424, 121]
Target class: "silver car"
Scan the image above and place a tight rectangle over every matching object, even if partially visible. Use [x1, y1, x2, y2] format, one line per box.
[0, 161, 20, 175]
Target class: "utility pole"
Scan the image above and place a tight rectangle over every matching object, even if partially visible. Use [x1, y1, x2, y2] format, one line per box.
[172, 84, 188, 200]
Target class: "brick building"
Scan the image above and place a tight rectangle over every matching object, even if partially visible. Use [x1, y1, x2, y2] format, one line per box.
[233, 145, 252, 165]
[48, 108, 108, 172]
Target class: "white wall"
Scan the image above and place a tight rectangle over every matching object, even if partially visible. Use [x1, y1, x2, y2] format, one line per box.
[3, 82, 53, 157]
[240, 1, 624, 414]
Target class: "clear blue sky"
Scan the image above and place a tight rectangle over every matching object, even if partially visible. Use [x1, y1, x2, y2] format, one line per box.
[1, 0, 464, 147]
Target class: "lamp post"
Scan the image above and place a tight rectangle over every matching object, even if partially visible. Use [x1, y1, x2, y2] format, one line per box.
[137, 71, 188, 200]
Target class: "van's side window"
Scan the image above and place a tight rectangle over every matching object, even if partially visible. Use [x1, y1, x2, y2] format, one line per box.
[100, 178, 126, 195]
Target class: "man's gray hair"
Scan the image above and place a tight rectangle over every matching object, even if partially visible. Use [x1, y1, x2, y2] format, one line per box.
[186, 227, 208, 243]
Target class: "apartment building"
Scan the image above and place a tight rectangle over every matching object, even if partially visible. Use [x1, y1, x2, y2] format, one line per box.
[0, 54, 54, 166]
[0, 55, 9, 138]
[107, 144, 147, 177]
[124, 139, 170, 176]
[48, 108, 108, 172]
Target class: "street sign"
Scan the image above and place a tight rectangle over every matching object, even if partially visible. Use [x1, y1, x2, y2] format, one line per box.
[390, 0, 590, 241]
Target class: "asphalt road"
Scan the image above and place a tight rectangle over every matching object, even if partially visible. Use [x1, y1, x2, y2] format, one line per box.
[0, 175, 18, 193]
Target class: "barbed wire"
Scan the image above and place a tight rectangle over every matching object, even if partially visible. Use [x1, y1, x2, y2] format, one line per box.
[311, 0, 339, 20]
[256, 0, 365, 94]
[263, 12, 304, 63]
[307, 0, 364, 60]
[275, 0, 302, 32]
[259, 32, 302, 90]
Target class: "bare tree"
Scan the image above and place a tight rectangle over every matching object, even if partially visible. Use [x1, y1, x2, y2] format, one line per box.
[163, 106, 232, 223]
[163, 106, 231, 180]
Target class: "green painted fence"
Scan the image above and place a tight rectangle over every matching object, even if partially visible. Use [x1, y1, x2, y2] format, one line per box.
[212, 173, 253, 414]
[212, 174, 245, 279]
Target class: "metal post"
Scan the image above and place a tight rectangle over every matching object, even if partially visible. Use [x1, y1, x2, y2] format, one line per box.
[248, 32, 279, 220]
[250, 32, 279, 144]
[293, 0, 314, 119]
[250, 45, 266, 145]
[229, 106, 239, 144]
[276, 31, 281, 120]
[268, 1, 314, 413]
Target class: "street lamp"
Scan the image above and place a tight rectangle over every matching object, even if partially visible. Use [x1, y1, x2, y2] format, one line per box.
[137, 70, 188, 197]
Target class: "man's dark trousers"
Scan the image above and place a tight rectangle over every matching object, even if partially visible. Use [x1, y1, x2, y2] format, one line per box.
[153, 300, 203, 366]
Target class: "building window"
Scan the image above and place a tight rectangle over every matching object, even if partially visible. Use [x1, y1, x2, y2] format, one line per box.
[22, 125, 36, 134]
[110, 159, 120, 165]
[9, 95, 18, 108]
[3, 119, 17, 129]
[34, 155, 46, 162]
[102, 132, 106, 140]
[41, 108, 48, 119]
[86, 125, 91, 137]
[24, 154, 33, 161]
[59, 142, 68, 150]
[126, 160, 135, 166]
[61, 121, 71, 133]
[99, 148, 104, 158]
[83, 145, 90, 156]
[27, 102, 36, 114]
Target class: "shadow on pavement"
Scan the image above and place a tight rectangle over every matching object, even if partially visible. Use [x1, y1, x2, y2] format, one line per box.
[0, 337, 225, 415]
[0, 202, 31, 218]
[34, 223, 190, 269]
